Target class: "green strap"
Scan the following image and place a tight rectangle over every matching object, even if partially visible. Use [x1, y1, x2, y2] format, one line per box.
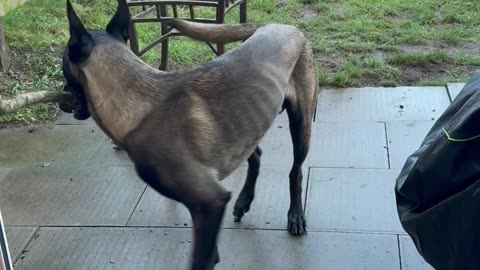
[442, 128, 480, 142]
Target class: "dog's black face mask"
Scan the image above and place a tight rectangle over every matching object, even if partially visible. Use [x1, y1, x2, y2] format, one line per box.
[60, 0, 130, 120]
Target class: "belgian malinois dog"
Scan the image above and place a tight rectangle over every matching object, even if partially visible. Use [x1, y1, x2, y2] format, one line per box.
[61, 0, 317, 269]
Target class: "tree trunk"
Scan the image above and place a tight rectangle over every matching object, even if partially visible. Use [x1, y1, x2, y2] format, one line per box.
[0, 20, 10, 72]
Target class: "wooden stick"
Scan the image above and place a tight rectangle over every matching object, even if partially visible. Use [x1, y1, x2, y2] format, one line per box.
[0, 91, 73, 115]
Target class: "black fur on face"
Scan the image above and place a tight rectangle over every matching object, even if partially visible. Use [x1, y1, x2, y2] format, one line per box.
[61, 48, 91, 120]
[60, 0, 131, 120]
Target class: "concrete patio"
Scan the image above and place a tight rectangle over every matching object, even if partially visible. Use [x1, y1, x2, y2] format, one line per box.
[0, 84, 464, 270]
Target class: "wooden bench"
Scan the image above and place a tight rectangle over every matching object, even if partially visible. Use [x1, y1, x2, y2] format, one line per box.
[127, 0, 247, 70]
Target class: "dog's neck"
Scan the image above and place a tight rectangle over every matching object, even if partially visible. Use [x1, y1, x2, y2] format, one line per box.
[82, 43, 163, 144]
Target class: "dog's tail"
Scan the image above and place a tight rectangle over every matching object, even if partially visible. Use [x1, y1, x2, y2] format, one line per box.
[170, 19, 263, 44]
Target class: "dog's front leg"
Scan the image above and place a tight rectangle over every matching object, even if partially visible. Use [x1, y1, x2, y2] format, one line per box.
[186, 182, 231, 270]
[131, 155, 230, 270]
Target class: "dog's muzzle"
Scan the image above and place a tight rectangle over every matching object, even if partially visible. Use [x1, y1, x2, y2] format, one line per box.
[59, 85, 75, 113]
[59, 84, 90, 120]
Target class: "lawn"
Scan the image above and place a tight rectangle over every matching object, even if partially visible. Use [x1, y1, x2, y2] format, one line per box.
[1, 0, 479, 125]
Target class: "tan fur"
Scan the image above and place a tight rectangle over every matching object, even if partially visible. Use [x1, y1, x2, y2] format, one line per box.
[172, 19, 262, 44]
[81, 44, 159, 143]
[188, 93, 218, 151]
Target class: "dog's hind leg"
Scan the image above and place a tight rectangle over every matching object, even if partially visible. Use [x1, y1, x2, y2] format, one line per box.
[233, 146, 262, 222]
[285, 41, 317, 236]
[285, 100, 309, 236]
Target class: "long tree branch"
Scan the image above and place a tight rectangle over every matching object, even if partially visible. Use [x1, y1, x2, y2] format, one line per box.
[0, 91, 73, 115]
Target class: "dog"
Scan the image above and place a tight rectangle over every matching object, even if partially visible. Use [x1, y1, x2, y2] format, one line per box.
[60, 0, 318, 269]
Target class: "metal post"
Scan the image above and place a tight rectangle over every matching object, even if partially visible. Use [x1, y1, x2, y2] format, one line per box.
[215, 0, 226, 55]
[0, 210, 13, 270]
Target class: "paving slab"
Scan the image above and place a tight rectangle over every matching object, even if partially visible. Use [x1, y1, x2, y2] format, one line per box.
[56, 112, 96, 125]
[127, 185, 191, 227]
[276, 111, 289, 121]
[315, 87, 450, 122]
[0, 166, 146, 226]
[261, 122, 388, 168]
[399, 235, 435, 270]
[306, 168, 404, 233]
[86, 139, 132, 166]
[447, 83, 466, 102]
[217, 230, 400, 270]
[15, 227, 400, 270]
[4, 227, 36, 261]
[0, 167, 11, 183]
[0, 125, 105, 168]
[128, 166, 307, 230]
[87, 121, 388, 169]
[387, 121, 435, 170]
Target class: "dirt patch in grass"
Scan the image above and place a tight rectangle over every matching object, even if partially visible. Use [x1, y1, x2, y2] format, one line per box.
[400, 63, 451, 86]
[385, 45, 480, 85]
[312, 39, 479, 87]
[400, 41, 480, 55]
[0, 53, 31, 96]
[0, 72, 17, 95]
[299, 5, 318, 21]
[276, 0, 289, 9]
[401, 64, 477, 86]
[0, 49, 64, 127]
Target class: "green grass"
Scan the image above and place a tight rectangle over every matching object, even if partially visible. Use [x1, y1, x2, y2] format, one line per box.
[1, 0, 479, 124]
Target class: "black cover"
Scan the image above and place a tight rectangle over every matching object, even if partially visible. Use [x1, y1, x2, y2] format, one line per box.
[395, 71, 480, 270]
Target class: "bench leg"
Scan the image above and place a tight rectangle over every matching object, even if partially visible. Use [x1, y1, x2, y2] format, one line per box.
[240, 1, 247, 23]
[216, 43, 224, 56]
[159, 39, 169, 70]
[159, 4, 169, 70]
[128, 23, 140, 55]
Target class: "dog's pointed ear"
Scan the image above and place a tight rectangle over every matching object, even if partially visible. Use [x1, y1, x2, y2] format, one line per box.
[66, 0, 93, 63]
[106, 0, 131, 42]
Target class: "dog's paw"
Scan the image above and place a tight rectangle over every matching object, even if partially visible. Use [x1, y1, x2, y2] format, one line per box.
[213, 251, 220, 265]
[205, 249, 220, 270]
[288, 211, 307, 236]
[233, 204, 250, 222]
[233, 195, 254, 222]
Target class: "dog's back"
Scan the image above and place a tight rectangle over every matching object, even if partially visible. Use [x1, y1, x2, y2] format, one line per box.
[173, 20, 307, 78]
[227, 24, 307, 78]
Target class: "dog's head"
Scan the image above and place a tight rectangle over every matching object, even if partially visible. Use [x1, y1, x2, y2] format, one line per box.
[60, 0, 130, 120]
